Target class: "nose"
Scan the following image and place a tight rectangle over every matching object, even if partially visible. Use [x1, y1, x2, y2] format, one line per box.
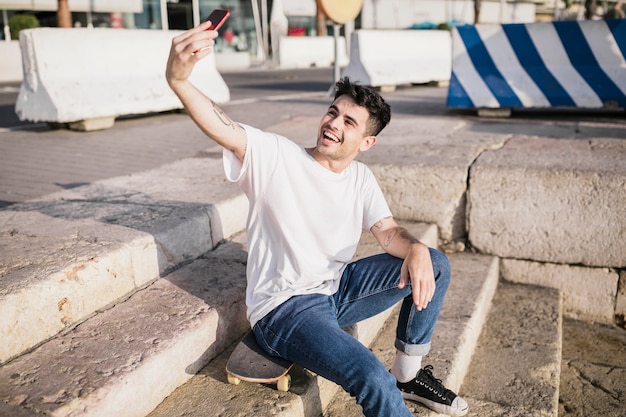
[327, 115, 342, 129]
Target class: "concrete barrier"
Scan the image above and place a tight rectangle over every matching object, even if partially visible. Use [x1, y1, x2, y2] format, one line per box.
[447, 19, 626, 111]
[341, 29, 451, 89]
[278, 36, 349, 69]
[15, 28, 230, 130]
[1, 40, 249, 84]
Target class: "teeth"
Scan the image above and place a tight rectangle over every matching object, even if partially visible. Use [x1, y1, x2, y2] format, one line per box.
[325, 131, 340, 143]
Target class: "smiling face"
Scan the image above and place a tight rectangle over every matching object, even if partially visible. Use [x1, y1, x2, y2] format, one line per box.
[308, 94, 377, 173]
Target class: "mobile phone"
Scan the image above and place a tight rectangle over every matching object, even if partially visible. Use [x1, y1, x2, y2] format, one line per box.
[203, 9, 230, 31]
[194, 9, 230, 54]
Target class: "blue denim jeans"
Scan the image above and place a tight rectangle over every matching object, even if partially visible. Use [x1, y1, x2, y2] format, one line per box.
[252, 249, 451, 417]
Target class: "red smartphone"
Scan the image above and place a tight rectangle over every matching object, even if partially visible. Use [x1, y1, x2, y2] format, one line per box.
[203, 9, 230, 31]
[193, 9, 230, 54]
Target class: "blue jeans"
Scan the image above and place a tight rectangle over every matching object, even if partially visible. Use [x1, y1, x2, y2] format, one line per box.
[252, 249, 451, 417]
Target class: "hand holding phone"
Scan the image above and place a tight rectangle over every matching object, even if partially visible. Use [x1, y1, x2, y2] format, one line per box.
[193, 9, 230, 54]
[204, 9, 230, 31]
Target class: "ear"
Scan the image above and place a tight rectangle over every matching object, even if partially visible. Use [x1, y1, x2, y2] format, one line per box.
[359, 135, 377, 152]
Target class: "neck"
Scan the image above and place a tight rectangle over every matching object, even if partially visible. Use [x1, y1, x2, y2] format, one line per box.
[306, 147, 350, 173]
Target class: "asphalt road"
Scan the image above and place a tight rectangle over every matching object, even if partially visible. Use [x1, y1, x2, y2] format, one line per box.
[0, 82, 22, 129]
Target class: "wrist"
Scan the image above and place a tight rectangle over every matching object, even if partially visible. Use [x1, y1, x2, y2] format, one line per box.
[408, 241, 428, 255]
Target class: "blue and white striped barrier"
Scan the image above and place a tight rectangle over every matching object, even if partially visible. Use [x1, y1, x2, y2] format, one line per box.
[447, 19, 626, 110]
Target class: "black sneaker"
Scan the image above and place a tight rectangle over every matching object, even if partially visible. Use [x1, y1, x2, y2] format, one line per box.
[396, 365, 469, 416]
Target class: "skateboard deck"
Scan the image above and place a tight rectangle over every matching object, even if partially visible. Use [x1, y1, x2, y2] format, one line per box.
[225, 330, 294, 391]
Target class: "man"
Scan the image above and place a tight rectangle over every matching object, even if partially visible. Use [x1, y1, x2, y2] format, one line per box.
[166, 21, 468, 417]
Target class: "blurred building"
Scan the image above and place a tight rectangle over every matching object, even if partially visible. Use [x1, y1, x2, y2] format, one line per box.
[1, 0, 621, 56]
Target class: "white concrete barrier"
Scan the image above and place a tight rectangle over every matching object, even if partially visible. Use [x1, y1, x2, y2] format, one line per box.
[341, 29, 451, 88]
[15, 28, 230, 130]
[2, 40, 249, 84]
[0, 41, 23, 83]
[215, 51, 251, 71]
[278, 36, 349, 69]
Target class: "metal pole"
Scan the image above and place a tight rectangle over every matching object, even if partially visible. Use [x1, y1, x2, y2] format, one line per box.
[251, 0, 265, 63]
[192, 0, 200, 27]
[261, 0, 269, 63]
[333, 23, 340, 84]
[160, 0, 169, 30]
[328, 23, 342, 95]
[3, 9, 10, 41]
[553, 0, 560, 20]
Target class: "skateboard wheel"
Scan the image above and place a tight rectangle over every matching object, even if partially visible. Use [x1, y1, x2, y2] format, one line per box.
[227, 374, 241, 386]
[277, 374, 291, 392]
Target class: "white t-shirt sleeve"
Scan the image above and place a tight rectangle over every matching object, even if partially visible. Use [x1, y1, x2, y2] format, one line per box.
[223, 123, 281, 194]
[361, 165, 393, 231]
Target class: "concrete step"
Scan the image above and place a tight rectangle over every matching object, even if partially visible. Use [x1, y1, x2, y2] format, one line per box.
[147, 252, 499, 417]
[0, 235, 250, 417]
[0, 153, 246, 364]
[461, 280, 563, 417]
[0, 219, 436, 417]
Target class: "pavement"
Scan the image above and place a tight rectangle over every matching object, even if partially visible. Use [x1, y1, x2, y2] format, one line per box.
[1, 67, 625, 417]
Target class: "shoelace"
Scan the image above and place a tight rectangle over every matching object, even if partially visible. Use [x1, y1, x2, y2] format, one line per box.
[419, 365, 454, 400]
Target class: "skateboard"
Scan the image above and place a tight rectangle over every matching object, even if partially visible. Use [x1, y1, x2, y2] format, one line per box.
[225, 330, 294, 392]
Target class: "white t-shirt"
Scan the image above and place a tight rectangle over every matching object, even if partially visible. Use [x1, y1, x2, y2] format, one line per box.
[223, 124, 392, 327]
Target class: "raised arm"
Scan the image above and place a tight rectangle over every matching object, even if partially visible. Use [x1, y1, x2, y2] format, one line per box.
[370, 216, 435, 311]
[165, 21, 247, 160]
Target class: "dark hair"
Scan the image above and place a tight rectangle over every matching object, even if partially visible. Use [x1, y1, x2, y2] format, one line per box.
[334, 77, 391, 136]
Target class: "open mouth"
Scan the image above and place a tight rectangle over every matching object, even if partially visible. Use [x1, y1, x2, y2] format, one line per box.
[322, 130, 341, 144]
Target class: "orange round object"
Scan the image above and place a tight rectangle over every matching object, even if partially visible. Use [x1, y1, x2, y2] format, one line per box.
[318, 0, 363, 24]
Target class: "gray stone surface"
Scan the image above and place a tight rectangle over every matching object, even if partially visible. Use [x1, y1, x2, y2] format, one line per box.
[363, 119, 506, 245]
[0, 400, 45, 417]
[36, 155, 247, 252]
[617, 270, 626, 328]
[429, 253, 500, 393]
[0, 210, 159, 363]
[0, 252, 249, 417]
[146, 341, 319, 417]
[0, 155, 246, 364]
[462, 281, 563, 417]
[501, 258, 619, 324]
[468, 136, 626, 268]
[559, 317, 626, 417]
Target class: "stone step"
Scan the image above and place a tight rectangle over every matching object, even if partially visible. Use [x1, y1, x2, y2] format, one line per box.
[0, 236, 250, 417]
[147, 252, 499, 417]
[0, 153, 246, 364]
[461, 280, 563, 417]
[0, 220, 436, 417]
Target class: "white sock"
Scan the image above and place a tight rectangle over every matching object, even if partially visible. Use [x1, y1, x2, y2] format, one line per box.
[390, 350, 422, 383]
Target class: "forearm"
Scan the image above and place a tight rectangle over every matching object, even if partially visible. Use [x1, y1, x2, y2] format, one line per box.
[380, 226, 429, 259]
[371, 217, 427, 258]
[165, 22, 247, 160]
[374, 219, 435, 309]
[169, 79, 246, 159]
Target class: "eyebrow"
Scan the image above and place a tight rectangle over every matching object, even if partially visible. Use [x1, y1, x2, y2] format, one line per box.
[328, 104, 359, 126]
